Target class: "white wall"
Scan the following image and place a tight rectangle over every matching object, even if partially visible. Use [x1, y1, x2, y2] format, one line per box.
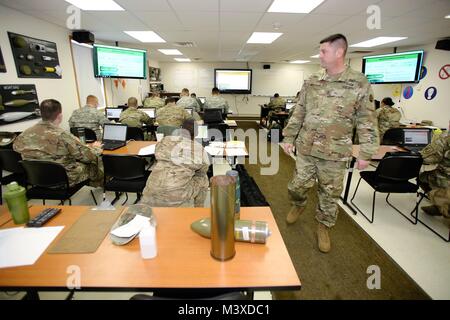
[0, 4, 79, 131]
[350, 43, 450, 129]
[158, 62, 319, 116]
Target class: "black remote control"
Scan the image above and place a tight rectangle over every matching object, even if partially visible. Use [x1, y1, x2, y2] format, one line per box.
[26, 208, 61, 227]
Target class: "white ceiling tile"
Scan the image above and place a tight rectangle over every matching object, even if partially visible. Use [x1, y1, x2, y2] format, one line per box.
[87, 12, 148, 31]
[134, 11, 184, 31]
[116, 0, 172, 11]
[177, 12, 219, 30]
[256, 13, 307, 32]
[314, 0, 384, 15]
[377, 0, 440, 17]
[220, 0, 272, 12]
[220, 12, 262, 31]
[168, 0, 219, 12]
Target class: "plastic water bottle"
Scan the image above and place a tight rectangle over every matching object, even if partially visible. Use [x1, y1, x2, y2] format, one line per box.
[4, 181, 29, 224]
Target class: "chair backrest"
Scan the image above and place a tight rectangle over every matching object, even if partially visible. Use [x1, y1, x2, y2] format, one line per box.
[20, 160, 69, 188]
[207, 123, 230, 141]
[381, 128, 404, 145]
[376, 153, 423, 182]
[157, 125, 179, 136]
[126, 126, 145, 141]
[102, 155, 147, 180]
[0, 149, 23, 173]
[203, 109, 224, 124]
[70, 127, 97, 142]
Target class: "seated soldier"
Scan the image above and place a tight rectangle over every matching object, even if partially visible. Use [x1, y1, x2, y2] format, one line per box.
[156, 97, 192, 127]
[141, 119, 210, 207]
[203, 87, 229, 114]
[119, 97, 153, 128]
[176, 88, 201, 112]
[419, 133, 450, 218]
[376, 97, 401, 141]
[267, 93, 286, 129]
[14, 99, 103, 187]
[69, 95, 110, 140]
[143, 91, 165, 110]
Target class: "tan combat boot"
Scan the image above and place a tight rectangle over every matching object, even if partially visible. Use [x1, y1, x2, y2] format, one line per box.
[317, 223, 331, 253]
[286, 206, 305, 224]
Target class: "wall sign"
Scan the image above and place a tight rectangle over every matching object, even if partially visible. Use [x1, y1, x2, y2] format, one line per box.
[0, 84, 40, 125]
[403, 86, 414, 99]
[8, 32, 61, 79]
[424, 87, 437, 100]
[420, 66, 427, 80]
[439, 64, 450, 80]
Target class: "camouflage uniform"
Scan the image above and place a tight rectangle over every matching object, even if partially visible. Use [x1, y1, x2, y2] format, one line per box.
[13, 120, 103, 187]
[419, 133, 450, 216]
[141, 135, 210, 207]
[69, 105, 110, 140]
[203, 95, 230, 114]
[119, 107, 153, 128]
[177, 96, 201, 112]
[376, 106, 401, 140]
[156, 105, 192, 127]
[267, 97, 287, 129]
[283, 67, 379, 227]
[143, 97, 165, 110]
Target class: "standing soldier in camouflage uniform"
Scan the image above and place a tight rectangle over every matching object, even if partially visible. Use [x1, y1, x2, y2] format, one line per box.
[177, 88, 201, 112]
[419, 133, 450, 218]
[69, 95, 109, 140]
[141, 119, 210, 207]
[191, 93, 204, 110]
[156, 97, 193, 127]
[282, 34, 379, 253]
[143, 92, 165, 110]
[203, 87, 230, 114]
[376, 97, 401, 141]
[119, 97, 153, 128]
[14, 99, 104, 187]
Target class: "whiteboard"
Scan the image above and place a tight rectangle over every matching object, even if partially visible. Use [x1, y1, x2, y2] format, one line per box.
[252, 68, 303, 96]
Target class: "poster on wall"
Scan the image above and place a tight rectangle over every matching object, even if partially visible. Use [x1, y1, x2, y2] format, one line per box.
[0, 46, 6, 73]
[8, 32, 62, 79]
[149, 67, 161, 81]
[0, 84, 40, 125]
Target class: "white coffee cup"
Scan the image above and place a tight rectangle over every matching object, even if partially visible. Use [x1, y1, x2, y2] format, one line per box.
[156, 133, 164, 142]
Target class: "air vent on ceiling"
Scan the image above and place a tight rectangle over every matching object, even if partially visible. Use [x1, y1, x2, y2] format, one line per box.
[173, 42, 196, 47]
[350, 50, 374, 54]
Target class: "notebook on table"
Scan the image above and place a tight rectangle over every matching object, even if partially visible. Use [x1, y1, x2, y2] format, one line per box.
[102, 124, 127, 150]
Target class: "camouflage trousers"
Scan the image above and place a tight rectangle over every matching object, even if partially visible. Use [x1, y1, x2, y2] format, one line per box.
[418, 170, 449, 192]
[288, 154, 347, 228]
[67, 159, 104, 188]
[429, 188, 450, 218]
[419, 171, 450, 217]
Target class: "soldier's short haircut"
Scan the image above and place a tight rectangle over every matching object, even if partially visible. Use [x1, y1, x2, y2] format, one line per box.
[165, 97, 177, 105]
[40, 99, 62, 121]
[181, 88, 190, 95]
[320, 33, 348, 55]
[181, 118, 196, 140]
[191, 93, 197, 97]
[274, 93, 279, 98]
[128, 97, 138, 107]
[86, 95, 98, 104]
[212, 87, 220, 94]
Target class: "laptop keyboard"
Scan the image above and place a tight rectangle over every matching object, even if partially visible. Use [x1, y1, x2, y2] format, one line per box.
[103, 141, 125, 150]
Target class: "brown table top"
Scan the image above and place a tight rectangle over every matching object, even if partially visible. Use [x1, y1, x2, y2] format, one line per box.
[102, 141, 157, 156]
[0, 205, 12, 227]
[0, 206, 301, 291]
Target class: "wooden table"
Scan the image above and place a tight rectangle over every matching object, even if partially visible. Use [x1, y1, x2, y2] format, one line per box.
[102, 141, 156, 156]
[0, 206, 301, 296]
[0, 205, 12, 227]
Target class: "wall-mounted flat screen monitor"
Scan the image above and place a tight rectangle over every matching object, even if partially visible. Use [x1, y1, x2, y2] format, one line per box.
[362, 50, 424, 84]
[214, 69, 252, 94]
[93, 44, 147, 79]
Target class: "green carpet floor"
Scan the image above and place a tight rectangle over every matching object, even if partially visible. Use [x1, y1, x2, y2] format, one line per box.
[238, 121, 429, 300]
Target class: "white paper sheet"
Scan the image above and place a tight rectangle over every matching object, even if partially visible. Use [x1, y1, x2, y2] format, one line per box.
[225, 148, 248, 156]
[226, 141, 246, 148]
[0, 226, 64, 269]
[205, 146, 224, 156]
[138, 144, 156, 156]
[110, 214, 150, 238]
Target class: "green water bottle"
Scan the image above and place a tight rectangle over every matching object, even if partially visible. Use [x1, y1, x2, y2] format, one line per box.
[4, 181, 29, 224]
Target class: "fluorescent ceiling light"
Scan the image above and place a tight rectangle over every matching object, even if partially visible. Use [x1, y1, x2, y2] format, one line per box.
[445, 14, 450, 19]
[310, 54, 319, 58]
[350, 37, 407, 47]
[290, 60, 310, 64]
[124, 31, 166, 43]
[64, 0, 124, 11]
[158, 49, 183, 55]
[268, 0, 324, 13]
[174, 58, 191, 62]
[247, 32, 283, 44]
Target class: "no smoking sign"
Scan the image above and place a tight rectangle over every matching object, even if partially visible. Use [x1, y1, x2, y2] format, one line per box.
[439, 64, 450, 80]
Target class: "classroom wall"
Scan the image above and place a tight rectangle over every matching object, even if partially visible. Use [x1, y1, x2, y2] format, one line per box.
[0, 4, 79, 131]
[350, 43, 450, 129]
[158, 62, 320, 116]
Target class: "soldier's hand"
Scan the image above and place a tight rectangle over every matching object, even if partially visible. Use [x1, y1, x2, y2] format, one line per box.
[356, 159, 370, 170]
[92, 141, 103, 149]
[282, 143, 295, 155]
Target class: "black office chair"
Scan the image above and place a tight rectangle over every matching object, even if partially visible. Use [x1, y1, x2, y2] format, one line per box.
[350, 152, 425, 223]
[203, 109, 224, 124]
[20, 160, 97, 205]
[102, 155, 150, 205]
[126, 126, 145, 141]
[207, 123, 230, 142]
[130, 289, 252, 300]
[381, 128, 404, 145]
[70, 127, 97, 142]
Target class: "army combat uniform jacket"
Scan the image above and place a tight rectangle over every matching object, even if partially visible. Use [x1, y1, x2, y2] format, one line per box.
[141, 135, 210, 207]
[283, 67, 379, 161]
[177, 96, 201, 112]
[143, 97, 165, 110]
[69, 105, 110, 140]
[13, 121, 103, 187]
[376, 106, 401, 140]
[156, 105, 192, 127]
[119, 107, 153, 128]
[203, 95, 230, 114]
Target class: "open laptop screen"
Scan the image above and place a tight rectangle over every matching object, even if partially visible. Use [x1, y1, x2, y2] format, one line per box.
[105, 108, 122, 119]
[285, 102, 296, 110]
[185, 108, 193, 116]
[141, 108, 156, 118]
[403, 129, 430, 146]
[103, 124, 127, 141]
[199, 97, 206, 104]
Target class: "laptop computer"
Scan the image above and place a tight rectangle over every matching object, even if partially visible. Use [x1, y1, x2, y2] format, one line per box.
[141, 107, 156, 119]
[402, 128, 431, 153]
[102, 124, 127, 150]
[285, 102, 296, 110]
[198, 97, 206, 104]
[105, 108, 122, 120]
[185, 108, 193, 116]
